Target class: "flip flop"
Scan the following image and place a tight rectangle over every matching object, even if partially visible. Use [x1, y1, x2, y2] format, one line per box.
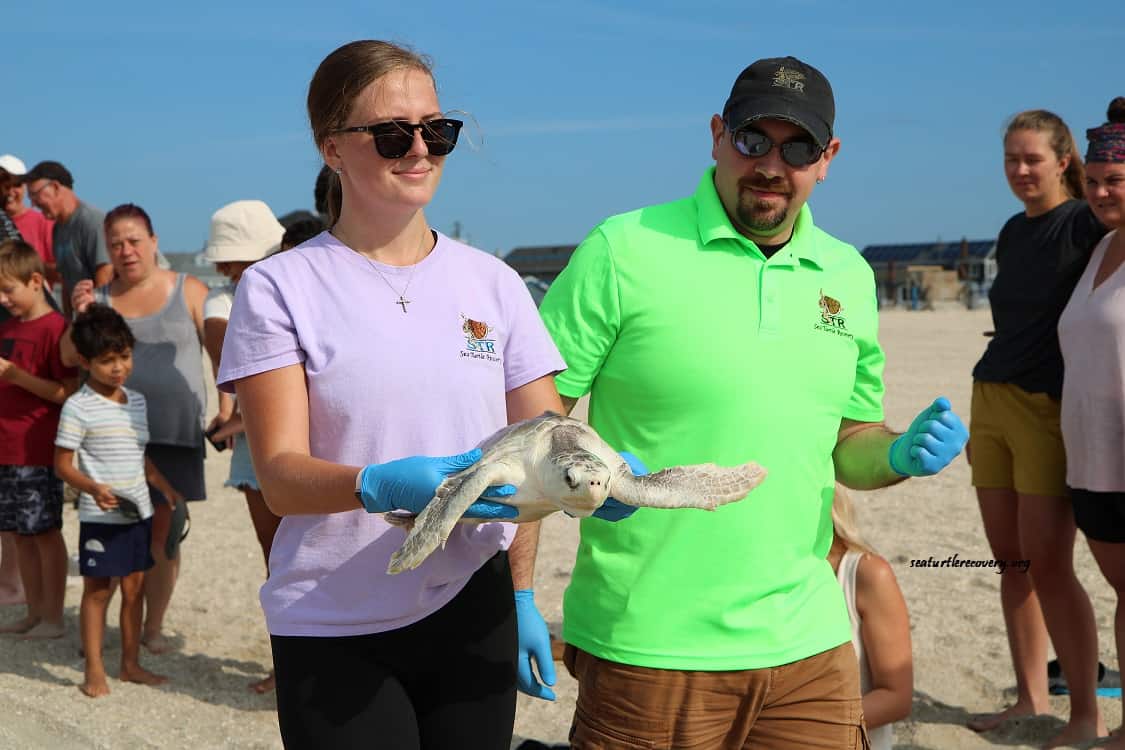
[165, 501, 190, 560]
[1047, 659, 1111, 695]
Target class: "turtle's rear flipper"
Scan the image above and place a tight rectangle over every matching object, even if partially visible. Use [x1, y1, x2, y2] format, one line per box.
[615, 462, 767, 510]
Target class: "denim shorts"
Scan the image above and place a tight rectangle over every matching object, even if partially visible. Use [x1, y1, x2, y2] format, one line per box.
[225, 433, 260, 491]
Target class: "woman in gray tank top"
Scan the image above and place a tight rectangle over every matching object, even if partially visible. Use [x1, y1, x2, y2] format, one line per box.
[66, 203, 210, 655]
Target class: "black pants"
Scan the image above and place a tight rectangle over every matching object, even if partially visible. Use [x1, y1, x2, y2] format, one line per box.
[272, 551, 518, 750]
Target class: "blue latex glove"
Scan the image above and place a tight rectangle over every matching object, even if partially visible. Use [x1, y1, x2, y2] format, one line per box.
[888, 397, 969, 477]
[514, 589, 556, 700]
[357, 448, 518, 518]
[591, 451, 648, 522]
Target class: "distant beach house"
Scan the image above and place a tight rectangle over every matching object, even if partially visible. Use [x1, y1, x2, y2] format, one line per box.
[860, 238, 996, 308]
[163, 251, 225, 289]
[503, 245, 576, 284]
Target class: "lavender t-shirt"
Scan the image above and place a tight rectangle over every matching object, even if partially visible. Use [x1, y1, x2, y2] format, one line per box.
[217, 230, 565, 637]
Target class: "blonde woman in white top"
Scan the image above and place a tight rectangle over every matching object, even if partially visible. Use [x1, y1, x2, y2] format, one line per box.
[828, 486, 913, 750]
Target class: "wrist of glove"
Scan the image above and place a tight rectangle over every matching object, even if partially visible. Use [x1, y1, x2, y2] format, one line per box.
[356, 448, 518, 518]
[514, 589, 556, 700]
[888, 396, 969, 477]
[591, 451, 648, 522]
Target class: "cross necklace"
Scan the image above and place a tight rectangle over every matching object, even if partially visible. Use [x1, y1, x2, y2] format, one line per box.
[341, 228, 431, 313]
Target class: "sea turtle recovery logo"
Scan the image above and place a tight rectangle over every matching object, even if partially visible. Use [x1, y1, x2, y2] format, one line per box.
[460, 314, 501, 363]
[772, 66, 806, 92]
[813, 289, 853, 339]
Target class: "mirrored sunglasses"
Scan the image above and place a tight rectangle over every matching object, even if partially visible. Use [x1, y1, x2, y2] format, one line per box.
[728, 126, 824, 167]
[333, 118, 464, 159]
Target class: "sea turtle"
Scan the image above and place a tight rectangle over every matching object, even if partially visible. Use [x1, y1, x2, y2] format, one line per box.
[385, 412, 767, 574]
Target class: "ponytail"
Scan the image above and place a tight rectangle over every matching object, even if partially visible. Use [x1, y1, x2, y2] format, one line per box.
[326, 170, 343, 227]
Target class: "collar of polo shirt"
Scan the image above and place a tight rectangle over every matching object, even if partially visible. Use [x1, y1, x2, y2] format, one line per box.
[694, 167, 825, 268]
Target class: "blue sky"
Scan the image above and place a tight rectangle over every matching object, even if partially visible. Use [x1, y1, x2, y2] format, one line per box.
[7, 1, 1124, 255]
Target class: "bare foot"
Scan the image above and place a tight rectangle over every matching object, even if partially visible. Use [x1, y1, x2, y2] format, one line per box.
[120, 664, 168, 686]
[0, 615, 40, 634]
[20, 621, 64, 640]
[1043, 718, 1106, 749]
[1104, 732, 1125, 750]
[967, 701, 1047, 732]
[249, 671, 275, 694]
[141, 632, 172, 654]
[79, 678, 110, 698]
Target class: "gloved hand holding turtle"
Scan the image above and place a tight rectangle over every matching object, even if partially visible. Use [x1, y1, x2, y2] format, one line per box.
[356, 449, 519, 519]
[589, 451, 648, 522]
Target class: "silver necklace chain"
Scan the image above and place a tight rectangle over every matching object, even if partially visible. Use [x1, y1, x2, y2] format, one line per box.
[338, 228, 430, 314]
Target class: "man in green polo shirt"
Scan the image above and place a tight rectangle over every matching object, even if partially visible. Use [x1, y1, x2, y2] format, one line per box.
[539, 56, 968, 748]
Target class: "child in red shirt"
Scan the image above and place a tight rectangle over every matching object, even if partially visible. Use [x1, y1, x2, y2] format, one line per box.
[0, 239, 76, 638]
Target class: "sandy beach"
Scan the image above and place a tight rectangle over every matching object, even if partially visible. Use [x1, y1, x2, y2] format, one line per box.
[1, 306, 1120, 749]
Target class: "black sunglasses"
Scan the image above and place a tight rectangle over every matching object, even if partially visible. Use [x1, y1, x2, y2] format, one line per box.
[332, 118, 464, 159]
[727, 125, 824, 167]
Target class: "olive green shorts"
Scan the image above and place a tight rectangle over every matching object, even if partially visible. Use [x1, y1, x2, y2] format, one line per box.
[970, 380, 1067, 497]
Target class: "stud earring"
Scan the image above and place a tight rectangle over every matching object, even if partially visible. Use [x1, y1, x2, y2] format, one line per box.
[816, 177, 824, 184]
[334, 166, 343, 175]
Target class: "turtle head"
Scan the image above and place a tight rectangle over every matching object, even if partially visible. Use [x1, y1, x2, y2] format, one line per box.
[545, 449, 611, 516]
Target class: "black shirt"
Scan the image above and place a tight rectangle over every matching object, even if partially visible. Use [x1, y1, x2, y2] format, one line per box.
[972, 200, 1107, 399]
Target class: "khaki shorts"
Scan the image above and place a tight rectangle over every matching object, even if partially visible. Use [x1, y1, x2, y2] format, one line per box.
[564, 642, 869, 750]
[970, 380, 1067, 497]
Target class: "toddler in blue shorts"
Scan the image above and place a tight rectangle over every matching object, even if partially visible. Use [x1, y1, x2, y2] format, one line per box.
[55, 304, 184, 698]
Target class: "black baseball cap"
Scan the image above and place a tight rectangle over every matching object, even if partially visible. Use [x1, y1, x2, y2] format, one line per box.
[22, 160, 74, 189]
[722, 57, 834, 148]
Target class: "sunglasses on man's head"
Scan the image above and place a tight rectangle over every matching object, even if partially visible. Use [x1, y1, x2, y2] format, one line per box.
[728, 125, 824, 167]
[332, 118, 464, 160]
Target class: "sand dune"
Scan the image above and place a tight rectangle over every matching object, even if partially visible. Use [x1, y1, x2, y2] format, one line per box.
[1, 307, 1119, 749]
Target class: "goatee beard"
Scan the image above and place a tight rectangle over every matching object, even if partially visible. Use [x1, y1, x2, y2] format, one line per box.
[737, 198, 787, 234]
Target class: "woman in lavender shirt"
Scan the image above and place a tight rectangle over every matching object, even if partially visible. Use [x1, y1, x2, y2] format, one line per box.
[217, 41, 574, 749]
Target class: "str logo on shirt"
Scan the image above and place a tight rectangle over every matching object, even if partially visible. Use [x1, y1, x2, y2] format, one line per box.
[813, 289, 853, 339]
[460, 315, 501, 363]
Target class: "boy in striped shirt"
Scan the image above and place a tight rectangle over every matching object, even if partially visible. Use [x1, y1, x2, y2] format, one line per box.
[54, 304, 183, 698]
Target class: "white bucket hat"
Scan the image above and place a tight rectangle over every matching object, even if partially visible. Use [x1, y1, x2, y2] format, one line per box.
[0, 154, 27, 176]
[204, 200, 284, 263]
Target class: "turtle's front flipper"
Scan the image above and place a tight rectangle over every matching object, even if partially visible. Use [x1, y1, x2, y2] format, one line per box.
[386, 462, 522, 574]
[613, 462, 767, 511]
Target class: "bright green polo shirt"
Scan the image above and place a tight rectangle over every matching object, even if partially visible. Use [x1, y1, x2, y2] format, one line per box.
[539, 168, 886, 670]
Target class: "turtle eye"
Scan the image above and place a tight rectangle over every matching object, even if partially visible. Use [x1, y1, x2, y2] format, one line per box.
[563, 469, 579, 490]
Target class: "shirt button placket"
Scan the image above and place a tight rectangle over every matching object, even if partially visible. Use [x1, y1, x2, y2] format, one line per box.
[759, 266, 780, 335]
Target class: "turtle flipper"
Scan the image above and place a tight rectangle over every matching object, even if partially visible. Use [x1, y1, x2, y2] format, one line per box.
[386, 462, 520, 574]
[612, 461, 767, 510]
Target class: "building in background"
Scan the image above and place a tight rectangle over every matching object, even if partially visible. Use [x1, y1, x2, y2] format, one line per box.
[860, 238, 996, 309]
[503, 244, 576, 284]
[164, 251, 225, 289]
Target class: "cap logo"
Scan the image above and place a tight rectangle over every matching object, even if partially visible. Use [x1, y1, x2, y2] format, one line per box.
[772, 67, 805, 92]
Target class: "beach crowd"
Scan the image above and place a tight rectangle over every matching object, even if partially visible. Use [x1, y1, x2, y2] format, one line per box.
[2, 38, 1124, 750]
